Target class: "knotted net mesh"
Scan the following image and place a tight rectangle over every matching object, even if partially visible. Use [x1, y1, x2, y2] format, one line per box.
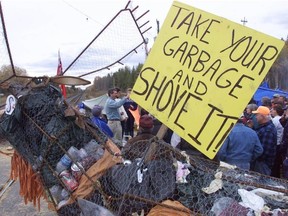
[0, 82, 288, 216]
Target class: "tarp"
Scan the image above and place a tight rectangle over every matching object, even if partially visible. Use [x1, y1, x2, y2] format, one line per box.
[253, 87, 288, 105]
[82, 94, 108, 109]
[81, 88, 288, 111]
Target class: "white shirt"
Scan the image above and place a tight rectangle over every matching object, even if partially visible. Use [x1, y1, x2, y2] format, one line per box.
[272, 115, 284, 145]
[116, 98, 128, 121]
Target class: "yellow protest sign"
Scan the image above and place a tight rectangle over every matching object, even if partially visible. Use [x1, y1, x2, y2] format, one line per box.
[131, 1, 285, 159]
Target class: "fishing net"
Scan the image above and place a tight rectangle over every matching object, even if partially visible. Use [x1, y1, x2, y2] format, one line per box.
[62, 3, 151, 83]
[0, 80, 288, 216]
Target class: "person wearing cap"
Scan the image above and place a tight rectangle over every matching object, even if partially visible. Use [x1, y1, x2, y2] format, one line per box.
[251, 106, 277, 176]
[104, 88, 129, 142]
[243, 103, 258, 129]
[91, 105, 113, 138]
[216, 117, 263, 170]
[122, 115, 155, 160]
[77, 102, 87, 116]
[129, 114, 154, 143]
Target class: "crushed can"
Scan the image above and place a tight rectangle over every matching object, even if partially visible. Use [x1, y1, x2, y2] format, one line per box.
[59, 170, 78, 192]
[71, 162, 83, 182]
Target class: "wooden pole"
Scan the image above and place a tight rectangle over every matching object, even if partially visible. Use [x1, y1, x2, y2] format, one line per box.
[156, 124, 168, 139]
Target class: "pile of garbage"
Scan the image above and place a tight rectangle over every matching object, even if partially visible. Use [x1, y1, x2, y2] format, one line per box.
[0, 82, 288, 216]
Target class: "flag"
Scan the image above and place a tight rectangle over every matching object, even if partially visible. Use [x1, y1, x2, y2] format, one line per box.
[129, 106, 140, 127]
[57, 51, 67, 98]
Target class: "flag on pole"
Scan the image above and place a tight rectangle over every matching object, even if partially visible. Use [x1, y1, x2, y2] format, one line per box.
[57, 51, 67, 98]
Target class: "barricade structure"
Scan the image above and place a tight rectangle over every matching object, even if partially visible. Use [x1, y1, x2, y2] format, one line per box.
[1, 1, 288, 215]
[0, 81, 288, 216]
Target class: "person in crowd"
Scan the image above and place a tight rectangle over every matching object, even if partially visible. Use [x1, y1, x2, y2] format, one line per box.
[104, 88, 129, 142]
[216, 116, 263, 170]
[261, 96, 272, 110]
[278, 95, 286, 106]
[242, 103, 258, 125]
[271, 94, 280, 106]
[91, 105, 113, 138]
[251, 106, 277, 175]
[246, 113, 260, 130]
[271, 104, 284, 145]
[279, 105, 288, 179]
[123, 88, 138, 138]
[114, 87, 128, 139]
[271, 104, 284, 177]
[122, 114, 155, 160]
[128, 114, 155, 143]
[280, 104, 288, 127]
[77, 102, 87, 116]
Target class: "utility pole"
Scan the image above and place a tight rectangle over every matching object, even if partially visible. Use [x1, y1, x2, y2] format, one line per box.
[144, 38, 149, 57]
[156, 19, 160, 34]
[241, 17, 248, 26]
[153, 19, 160, 42]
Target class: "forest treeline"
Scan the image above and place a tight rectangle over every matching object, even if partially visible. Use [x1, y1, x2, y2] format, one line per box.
[84, 64, 142, 98]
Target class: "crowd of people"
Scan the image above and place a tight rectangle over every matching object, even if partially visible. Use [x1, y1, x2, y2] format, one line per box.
[87, 88, 288, 179]
[90, 87, 139, 143]
[217, 94, 288, 179]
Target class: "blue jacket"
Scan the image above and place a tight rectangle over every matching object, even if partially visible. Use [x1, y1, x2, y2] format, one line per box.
[91, 116, 114, 138]
[217, 123, 263, 170]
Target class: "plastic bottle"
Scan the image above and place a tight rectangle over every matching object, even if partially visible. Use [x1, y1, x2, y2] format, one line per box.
[61, 189, 69, 200]
[55, 161, 67, 174]
[78, 148, 88, 160]
[57, 146, 80, 172]
[66, 146, 80, 162]
[84, 140, 100, 155]
[49, 185, 62, 204]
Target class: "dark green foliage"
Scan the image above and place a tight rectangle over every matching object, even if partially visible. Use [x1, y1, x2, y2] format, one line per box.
[92, 63, 143, 92]
[265, 39, 288, 90]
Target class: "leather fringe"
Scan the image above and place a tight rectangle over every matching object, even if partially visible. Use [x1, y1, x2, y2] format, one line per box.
[9, 151, 46, 211]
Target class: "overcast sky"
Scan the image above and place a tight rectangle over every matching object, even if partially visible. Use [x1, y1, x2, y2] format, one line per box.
[1, 0, 288, 84]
